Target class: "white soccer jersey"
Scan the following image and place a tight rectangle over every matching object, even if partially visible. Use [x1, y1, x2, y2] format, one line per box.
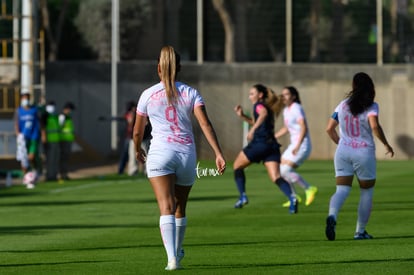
[136, 81, 204, 154]
[334, 99, 378, 149]
[283, 102, 311, 145]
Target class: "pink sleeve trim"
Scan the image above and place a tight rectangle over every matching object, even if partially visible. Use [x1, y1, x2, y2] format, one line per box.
[136, 111, 148, 117]
[256, 104, 265, 113]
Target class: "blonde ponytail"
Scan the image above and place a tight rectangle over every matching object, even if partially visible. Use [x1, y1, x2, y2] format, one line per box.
[265, 88, 284, 118]
[158, 46, 181, 105]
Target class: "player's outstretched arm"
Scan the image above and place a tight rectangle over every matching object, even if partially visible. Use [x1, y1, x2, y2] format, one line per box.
[234, 105, 253, 125]
[194, 105, 226, 174]
[368, 115, 394, 157]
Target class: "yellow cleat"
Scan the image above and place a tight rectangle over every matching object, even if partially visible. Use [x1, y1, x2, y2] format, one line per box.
[282, 195, 302, 207]
[305, 186, 318, 206]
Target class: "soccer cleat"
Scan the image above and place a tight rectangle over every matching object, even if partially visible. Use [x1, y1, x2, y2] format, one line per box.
[289, 196, 298, 214]
[234, 195, 248, 208]
[26, 183, 35, 189]
[325, 215, 336, 241]
[354, 231, 373, 240]
[165, 259, 181, 271]
[282, 194, 302, 207]
[177, 249, 185, 263]
[305, 186, 318, 206]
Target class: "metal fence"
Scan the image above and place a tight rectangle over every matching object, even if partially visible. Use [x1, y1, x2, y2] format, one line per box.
[159, 0, 414, 64]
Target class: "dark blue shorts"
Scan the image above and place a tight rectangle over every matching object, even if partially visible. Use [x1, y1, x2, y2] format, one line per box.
[243, 139, 281, 163]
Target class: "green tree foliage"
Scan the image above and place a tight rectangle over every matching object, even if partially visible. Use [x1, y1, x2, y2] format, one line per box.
[75, 0, 151, 61]
[34, 0, 414, 62]
[41, 0, 94, 60]
[300, 2, 357, 62]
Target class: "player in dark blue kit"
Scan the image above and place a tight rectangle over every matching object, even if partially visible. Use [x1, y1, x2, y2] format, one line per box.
[233, 84, 298, 214]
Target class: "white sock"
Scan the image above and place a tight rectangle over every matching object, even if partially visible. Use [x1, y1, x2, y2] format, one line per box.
[280, 164, 292, 183]
[280, 165, 296, 196]
[290, 171, 310, 189]
[280, 164, 310, 190]
[175, 217, 187, 255]
[328, 185, 352, 220]
[159, 215, 176, 262]
[356, 187, 374, 233]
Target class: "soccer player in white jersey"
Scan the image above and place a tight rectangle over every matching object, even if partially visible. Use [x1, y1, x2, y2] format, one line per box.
[325, 72, 394, 241]
[133, 46, 226, 270]
[275, 86, 318, 207]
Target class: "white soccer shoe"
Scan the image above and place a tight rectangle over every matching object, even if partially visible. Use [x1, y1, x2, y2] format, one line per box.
[26, 183, 35, 189]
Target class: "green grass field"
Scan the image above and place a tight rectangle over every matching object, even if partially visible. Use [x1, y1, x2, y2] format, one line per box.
[0, 160, 413, 274]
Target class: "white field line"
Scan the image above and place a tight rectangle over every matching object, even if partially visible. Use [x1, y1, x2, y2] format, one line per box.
[49, 179, 145, 194]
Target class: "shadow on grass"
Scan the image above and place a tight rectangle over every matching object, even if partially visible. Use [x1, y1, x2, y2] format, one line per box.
[3, 235, 414, 254]
[189, 195, 237, 202]
[1, 243, 162, 253]
[375, 200, 414, 206]
[0, 260, 115, 268]
[0, 223, 154, 235]
[178, 234, 414, 248]
[0, 191, 44, 198]
[187, 257, 414, 270]
[0, 198, 152, 207]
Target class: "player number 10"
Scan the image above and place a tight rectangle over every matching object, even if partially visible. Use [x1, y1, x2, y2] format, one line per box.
[344, 115, 360, 137]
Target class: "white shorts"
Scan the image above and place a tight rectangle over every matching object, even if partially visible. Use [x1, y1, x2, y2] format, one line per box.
[334, 145, 376, 180]
[281, 141, 311, 166]
[146, 148, 197, 186]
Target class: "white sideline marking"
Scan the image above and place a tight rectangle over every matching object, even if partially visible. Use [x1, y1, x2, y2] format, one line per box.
[49, 179, 144, 193]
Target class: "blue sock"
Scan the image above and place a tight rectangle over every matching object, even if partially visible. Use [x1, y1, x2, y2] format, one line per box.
[234, 169, 246, 196]
[275, 177, 292, 198]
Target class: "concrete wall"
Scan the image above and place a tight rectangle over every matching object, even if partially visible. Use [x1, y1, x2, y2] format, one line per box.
[0, 63, 18, 85]
[45, 62, 414, 161]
